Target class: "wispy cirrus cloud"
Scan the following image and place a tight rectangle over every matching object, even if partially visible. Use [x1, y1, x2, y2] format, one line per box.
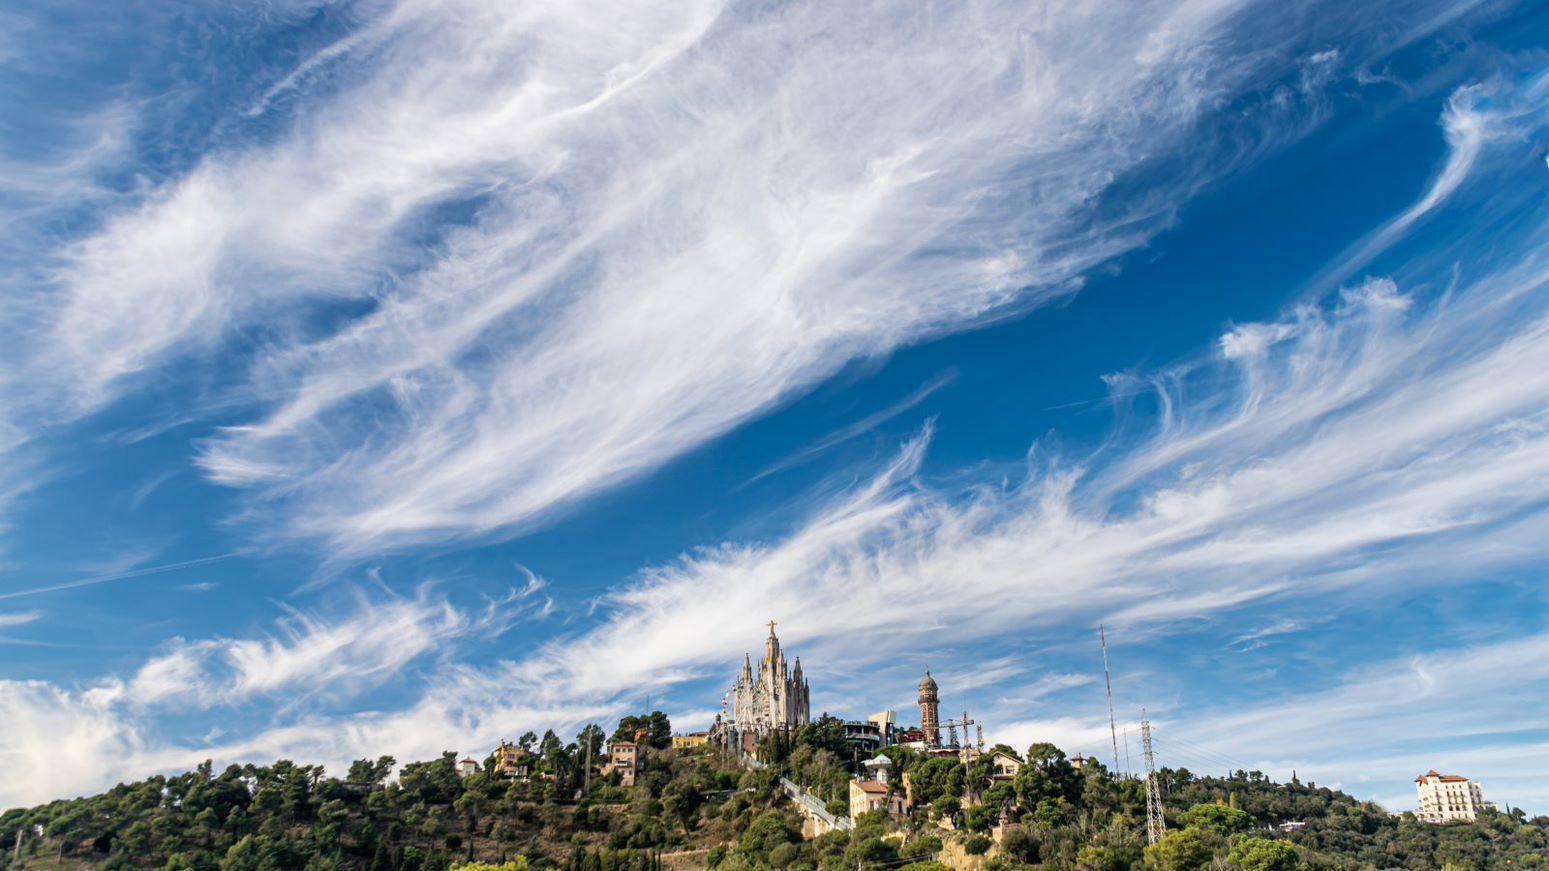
[119, 583, 539, 710]
[0, 609, 45, 644]
[0, 610, 42, 628]
[2, 0, 1486, 560]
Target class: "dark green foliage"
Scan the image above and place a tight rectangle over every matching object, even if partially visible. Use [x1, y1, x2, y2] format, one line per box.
[610, 713, 671, 750]
[790, 717, 850, 760]
[6, 739, 1549, 871]
[0, 731, 743, 871]
[1176, 803, 1254, 834]
[1145, 827, 1218, 870]
[1226, 837, 1300, 870]
[962, 835, 992, 856]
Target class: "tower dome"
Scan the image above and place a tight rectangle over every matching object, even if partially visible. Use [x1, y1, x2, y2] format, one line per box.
[918, 671, 938, 696]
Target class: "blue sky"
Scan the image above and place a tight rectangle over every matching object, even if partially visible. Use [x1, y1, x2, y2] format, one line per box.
[3, 0, 1549, 816]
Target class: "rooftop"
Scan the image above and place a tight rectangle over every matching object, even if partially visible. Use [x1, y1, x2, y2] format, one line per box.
[1416, 770, 1472, 783]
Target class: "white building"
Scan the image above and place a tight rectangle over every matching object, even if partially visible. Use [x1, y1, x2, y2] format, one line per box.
[1415, 770, 1490, 822]
[869, 710, 896, 744]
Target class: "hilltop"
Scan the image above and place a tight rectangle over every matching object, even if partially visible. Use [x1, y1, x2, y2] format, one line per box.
[2, 716, 1545, 871]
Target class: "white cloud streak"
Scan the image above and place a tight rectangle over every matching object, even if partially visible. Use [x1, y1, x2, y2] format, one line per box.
[116, 585, 527, 710]
[0, 610, 42, 628]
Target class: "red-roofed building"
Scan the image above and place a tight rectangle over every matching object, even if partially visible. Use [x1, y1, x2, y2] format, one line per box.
[1415, 770, 1490, 822]
[848, 779, 892, 821]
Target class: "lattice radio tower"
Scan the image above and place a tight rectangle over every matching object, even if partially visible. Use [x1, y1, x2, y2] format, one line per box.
[1141, 713, 1165, 846]
[1101, 624, 1121, 775]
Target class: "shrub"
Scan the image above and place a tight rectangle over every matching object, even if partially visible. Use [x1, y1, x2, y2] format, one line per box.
[899, 835, 943, 859]
[963, 835, 993, 856]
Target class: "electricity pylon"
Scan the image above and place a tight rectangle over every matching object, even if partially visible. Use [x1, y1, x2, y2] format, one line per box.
[1142, 713, 1165, 846]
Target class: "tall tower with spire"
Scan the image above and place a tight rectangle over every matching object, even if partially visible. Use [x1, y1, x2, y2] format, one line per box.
[918, 671, 941, 747]
[731, 622, 811, 736]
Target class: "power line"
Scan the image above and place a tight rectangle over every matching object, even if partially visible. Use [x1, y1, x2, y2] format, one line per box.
[1154, 732, 1247, 776]
[1158, 737, 1239, 771]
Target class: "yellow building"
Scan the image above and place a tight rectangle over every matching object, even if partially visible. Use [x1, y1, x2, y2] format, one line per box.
[492, 740, 530, 778]
[671, 732, 711, 751]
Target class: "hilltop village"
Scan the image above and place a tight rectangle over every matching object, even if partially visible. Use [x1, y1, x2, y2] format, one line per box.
[447, 625, 1513, 852]
[465, 625, 1497, 830]
[462, 624, 1062, 831]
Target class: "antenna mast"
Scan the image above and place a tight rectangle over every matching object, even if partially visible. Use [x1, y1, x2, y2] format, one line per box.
[1101, 624, 1121, 775]
[1142, 713, 1165, 846]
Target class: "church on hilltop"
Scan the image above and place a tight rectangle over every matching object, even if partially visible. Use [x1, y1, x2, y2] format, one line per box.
[731, 622, 811, 738]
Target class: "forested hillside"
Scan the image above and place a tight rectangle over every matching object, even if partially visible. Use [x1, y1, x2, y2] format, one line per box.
[3, 716, 1545, 871]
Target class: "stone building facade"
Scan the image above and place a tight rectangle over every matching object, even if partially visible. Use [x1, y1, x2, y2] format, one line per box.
[732, 622, 811, 736]
[605, 740, 640, 787]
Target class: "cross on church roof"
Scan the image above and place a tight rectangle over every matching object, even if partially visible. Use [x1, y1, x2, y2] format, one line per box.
[767, 620, 777, 635]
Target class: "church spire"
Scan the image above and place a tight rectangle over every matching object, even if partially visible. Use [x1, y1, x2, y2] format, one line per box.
[732, 621, 811, 739]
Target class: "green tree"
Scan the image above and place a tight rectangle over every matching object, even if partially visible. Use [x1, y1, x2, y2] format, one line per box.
[791, 716, 851, 760]
[1145, 828, 1215, 871]
[611, 713, 672, 749]
[348, 757, 397, 787]
[1226, 838, 1300, 871]
[1178, 803, 1255, 833]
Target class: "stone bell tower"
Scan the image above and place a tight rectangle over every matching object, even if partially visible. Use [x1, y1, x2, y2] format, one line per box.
[918, 671, 940, 747]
